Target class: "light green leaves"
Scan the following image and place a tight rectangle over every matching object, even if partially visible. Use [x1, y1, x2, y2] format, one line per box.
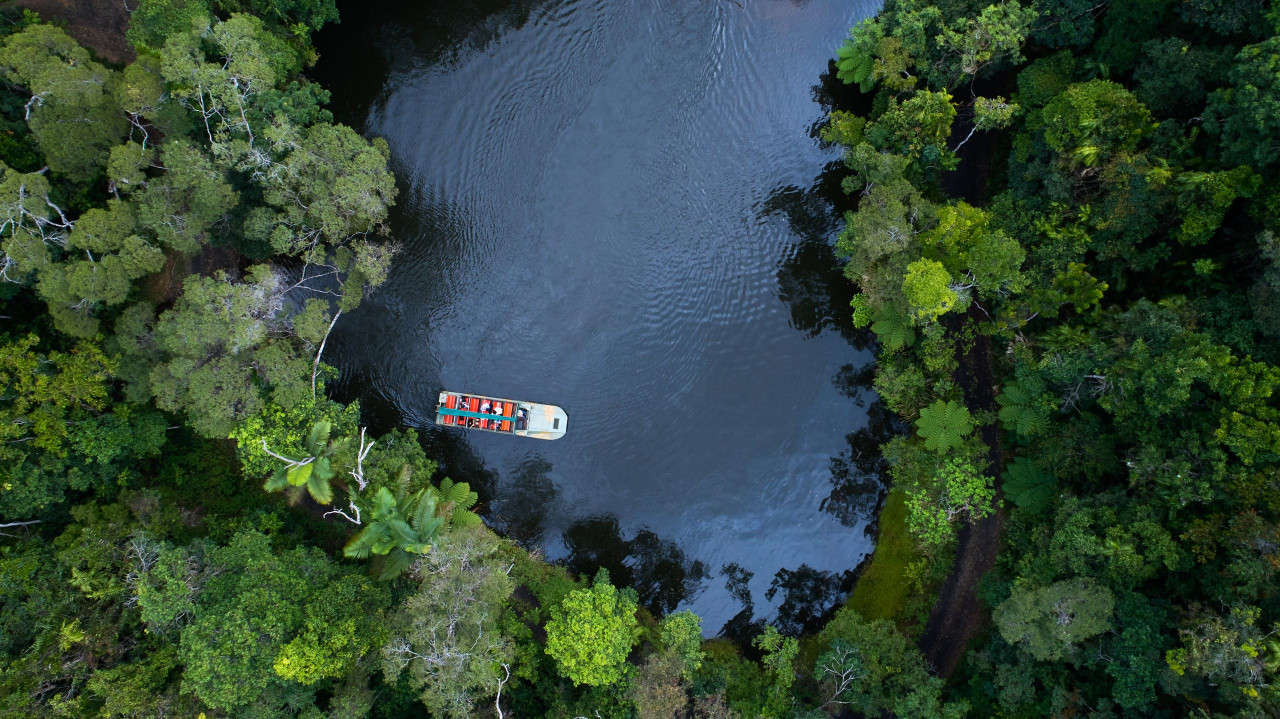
[545, 569, 638, 687]
[904, 458, 997, 547]
[903, 258, 959, 322]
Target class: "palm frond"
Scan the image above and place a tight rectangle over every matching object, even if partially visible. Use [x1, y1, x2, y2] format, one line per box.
[306, 473, 334, 505]
[378, 549, 414, 581]
[343, 525, 380, 559]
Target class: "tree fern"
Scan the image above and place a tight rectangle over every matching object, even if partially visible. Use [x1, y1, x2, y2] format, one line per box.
[871, 307, 915, 352]
[836, 21, 882, 92]
[429, 477, 482, 529]
[996, 383, 1049, 438]
[915, 399, 974, 454]
[1002, 457, 1055, 514]
[996, 379, 1054, 439]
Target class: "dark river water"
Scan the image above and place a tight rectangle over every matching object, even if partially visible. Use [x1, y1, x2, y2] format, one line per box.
[313, 0, 889, 634]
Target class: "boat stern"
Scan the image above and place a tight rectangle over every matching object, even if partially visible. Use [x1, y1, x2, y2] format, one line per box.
[521, 403, 568, 440]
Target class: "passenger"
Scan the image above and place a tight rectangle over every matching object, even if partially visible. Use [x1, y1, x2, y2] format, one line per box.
[480, 400, 492, 413]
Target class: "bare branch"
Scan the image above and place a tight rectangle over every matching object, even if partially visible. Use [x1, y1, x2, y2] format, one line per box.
[495, 663, 510, 719]
[311, 309, 342, 399]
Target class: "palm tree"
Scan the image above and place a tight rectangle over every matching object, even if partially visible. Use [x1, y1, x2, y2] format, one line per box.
[343, 485, 444, 580]
[262, 420, 350, 504]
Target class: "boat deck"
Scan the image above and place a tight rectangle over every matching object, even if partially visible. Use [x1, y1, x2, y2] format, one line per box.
[435, 391, 568, 440]
[438, 394, 519, 432]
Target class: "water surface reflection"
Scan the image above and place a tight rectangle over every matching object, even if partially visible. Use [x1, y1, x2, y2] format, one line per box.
[314, 0, 884, 629]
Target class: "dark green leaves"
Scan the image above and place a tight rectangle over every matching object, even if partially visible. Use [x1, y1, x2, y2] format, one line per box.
[1002, 458, 1055, 513]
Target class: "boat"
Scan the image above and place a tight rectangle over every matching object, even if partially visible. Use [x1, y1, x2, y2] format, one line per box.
[435, 391, 568, 440]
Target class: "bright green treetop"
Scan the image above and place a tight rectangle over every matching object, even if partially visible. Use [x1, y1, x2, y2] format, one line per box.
[545, 569, 638, 687]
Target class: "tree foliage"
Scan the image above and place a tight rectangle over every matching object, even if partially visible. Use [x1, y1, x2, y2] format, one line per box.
[545, 569, 638, 687]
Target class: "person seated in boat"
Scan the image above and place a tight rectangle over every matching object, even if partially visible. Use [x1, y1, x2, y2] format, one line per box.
[491, 405, 503, 416]
[516, 408, 527, 430]
[479, 400, 492, 414]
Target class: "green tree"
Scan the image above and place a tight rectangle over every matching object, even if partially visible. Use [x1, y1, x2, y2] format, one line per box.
[1168, 605, 1278, 702]
[1206, 37, 1280, 169]
[0, 160, 65, 282]
[126, 0, 210, 51]
[177, 529, 387, 712]
[545, 569, 638, 687]
[867, 90, 957, 164]
[752, 625, 798, 718]
[934, 1, 1037, 87]
[904, 457, 997, 547]
[914, 399, 974, 453]
[813, 608, 965, 717]
[659, 611, 704, 678]
[343, 484, 444, 580]
[147, 266, 310, 437]
[133, 140, 238, 253]
[381, 526, 515, 719]
[994, 577, 1115, 661]
[0, 25, 126, 180]
[34, 200, 165, 337]
[903, 258, 959, 322]
[1041, 80, 1152, 168]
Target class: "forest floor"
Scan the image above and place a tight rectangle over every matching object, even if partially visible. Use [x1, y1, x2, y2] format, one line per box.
[917, 315, 1006, 676]
[13, 0, 134, 63]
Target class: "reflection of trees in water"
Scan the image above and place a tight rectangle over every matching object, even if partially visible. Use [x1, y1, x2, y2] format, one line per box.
[718, 563, 765, 647]
[764, 166, 876, 351]
[717, 562, 855, 641]
[821, 364, 904, 528]
[765, 564, 855, 636]
[562, 516, 709, 615]
[313, 0, 551, 124]
[490, 456, 558, 545]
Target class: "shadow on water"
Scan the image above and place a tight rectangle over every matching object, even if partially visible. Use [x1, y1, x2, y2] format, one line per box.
[490, 456, 559, 545]
[310, 0, 552, 127]
[821, 364, 902, 529]
[718, 562, 765, 646]
[563, 516, 710, 616]
[767, 564, 856, 636]
[718, 561, 855, 641]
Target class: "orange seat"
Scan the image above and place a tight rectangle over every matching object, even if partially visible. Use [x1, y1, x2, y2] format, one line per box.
[443, 395, 457, 425]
